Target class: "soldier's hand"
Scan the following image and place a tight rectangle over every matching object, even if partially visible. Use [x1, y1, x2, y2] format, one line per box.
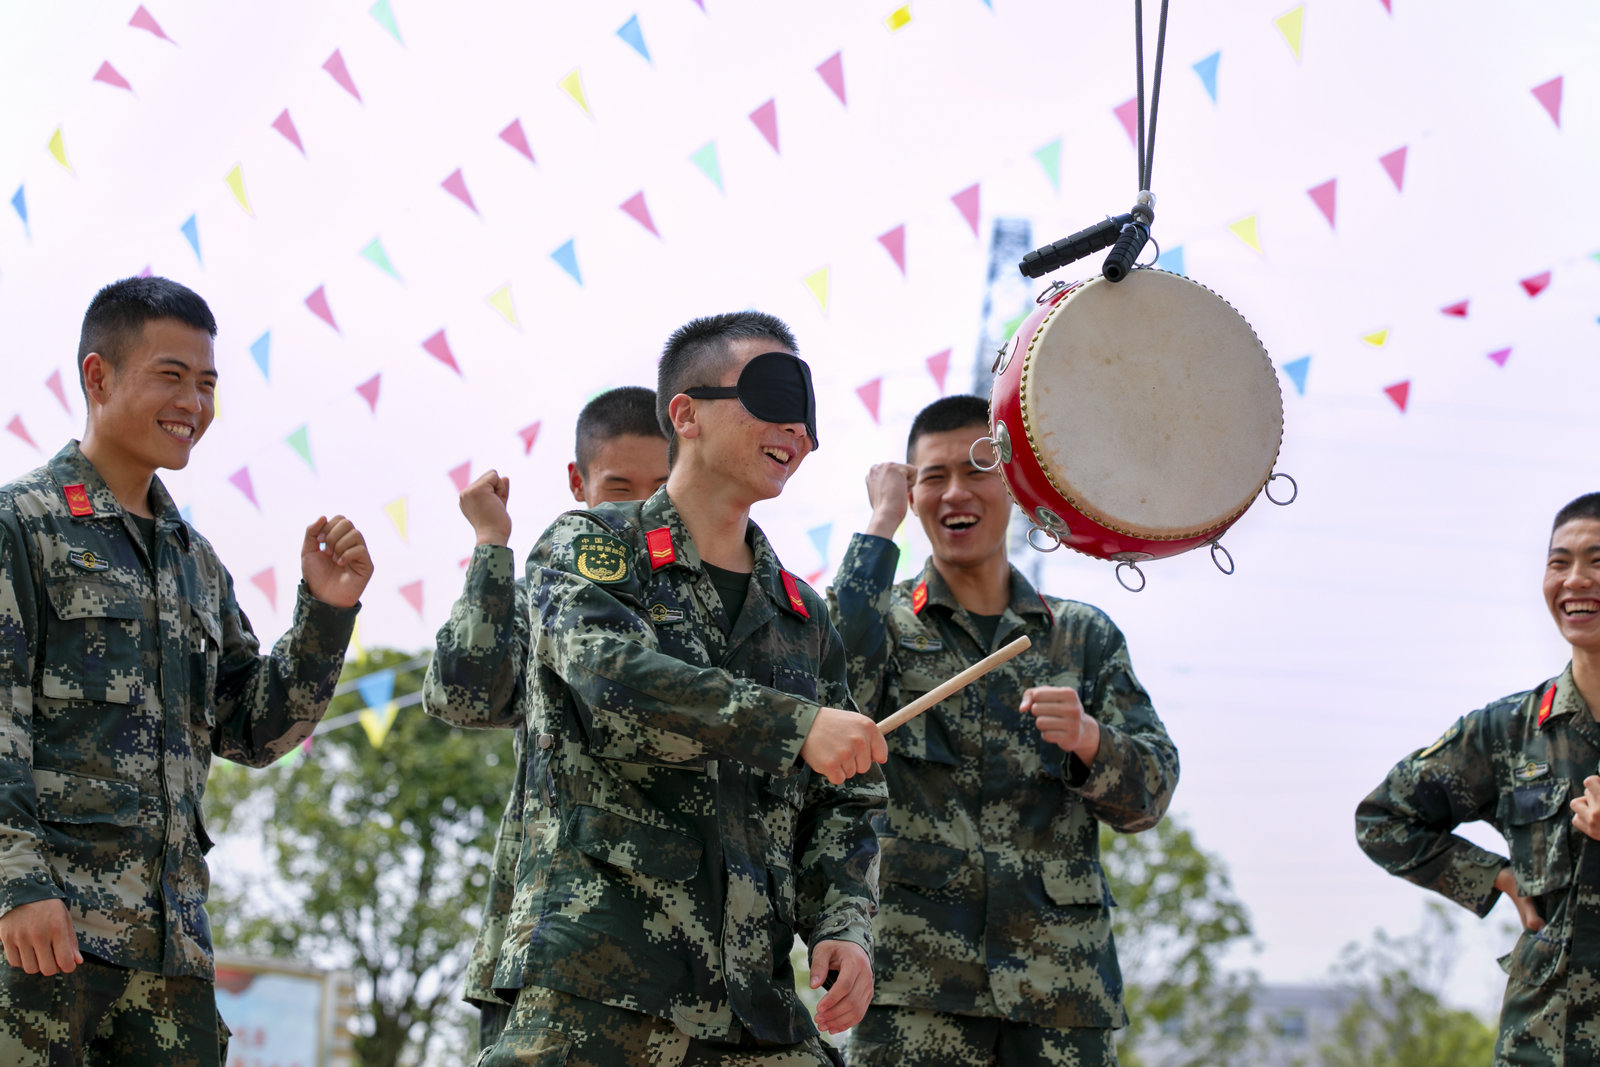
[0, 898, 82, 976]
[460, 470, 512, 547]
[1571, 776, 1600, 841]
[810, 939, 873, 1033]
[301, 515, 373, 609]
[863, 462, 916, 541]
[801, 707, 888, 786]
[1494, 866, 1546, 933]
[1023, 686, 1102, 764]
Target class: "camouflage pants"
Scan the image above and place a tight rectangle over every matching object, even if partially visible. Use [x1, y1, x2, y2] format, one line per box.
[478, 984, 836, 1066]
[478, 996, 513, 1052]
[0, 956, 227, 1066]
[847, 1005, 1116, 1067]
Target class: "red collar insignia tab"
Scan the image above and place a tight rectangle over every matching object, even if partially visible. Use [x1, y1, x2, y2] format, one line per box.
[63, 484, 93, 518]
[911, 581, 929, 614]
[645, 527, 676, 570]
[779, 570, 809, 618]
[1537, 685, 1556, 726]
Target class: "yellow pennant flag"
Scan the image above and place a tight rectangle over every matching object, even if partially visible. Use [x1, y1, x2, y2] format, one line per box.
[1228, 215, 1261, 253]
[359, 701, 400, 748]
[558, 69, 590, 115]
[1276, 6, 1305, 59]
[488, 284, 518, 327]
[1363, 329, 1389, 348]
[384, 496, 408, 542]
[225, 164, 253, 215]
[48, 127, 71, 171]
[803, 267, 830, 311]
[349, 616, 368, 664]
[886, 5, 911, 30]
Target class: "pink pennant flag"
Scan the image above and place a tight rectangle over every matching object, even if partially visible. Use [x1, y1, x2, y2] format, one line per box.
[229, 467, 260, 509]
[305, 286, 339, 332]
[951, 184, 980, 237]
[519, 420, 542, 455]
[1113, 99, 1138, 144]
[323, 50, 362, 102]
[422, 330, 462, 375]
[1532, 76, 1563, 128]
[272, 109, 305, 154]
[138, 265, 153, 277]
[878, 224, 907, 275]
[500, 118, 535, 163]
[1307, 179, 1336, 228]
[448, 461, 472, 492]
[46, 370, 70, 412]
[804, 568, 826, 586]
[856, 378, 883, 423]
[6, 415, 38, 451]
[129, 5, 173, 42]
[356, 374, 381, 413]
[1441, 300, 1469, 318]
[1520, 271, 1551, 298]
[93, 62, 133, 92]
[817, 52, 846, 105]
[250, 567, 277, 610]
[749, 99, 779, 153]
[1487, 347, 1511, 368]
[621, 191, 660, 236]
[926, 348, 951, 392]
[399, 580, 424, 617]
[1383, 381, 1410, 413]
[1379, 146, 1407, 191]
[441, 169, 478, 214]
[1378, 0, 1392, 11]
[688, 0, 705, 10]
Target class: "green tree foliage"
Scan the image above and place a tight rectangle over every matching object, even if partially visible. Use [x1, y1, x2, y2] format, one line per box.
[1314, 904, 1496, 1067]
[204, 649, 514, 1067]
[1102, 817, 1259, 1067]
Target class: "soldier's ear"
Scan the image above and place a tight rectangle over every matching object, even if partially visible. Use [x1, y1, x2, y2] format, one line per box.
[567, 462, 585, 503]
[82, 352, 114, 407]
[667, 393, 700, 444]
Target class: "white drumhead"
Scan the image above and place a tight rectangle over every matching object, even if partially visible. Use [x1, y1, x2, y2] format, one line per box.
[1018, 269, 1282, 539]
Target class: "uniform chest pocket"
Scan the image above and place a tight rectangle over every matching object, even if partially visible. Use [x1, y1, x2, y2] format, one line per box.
[38, 578, 146, 706]
[771, 665, 818, 702]
[885, 667, 960, 766]
[1500, 782, 1573, 896]
[186, 605, 222, 729]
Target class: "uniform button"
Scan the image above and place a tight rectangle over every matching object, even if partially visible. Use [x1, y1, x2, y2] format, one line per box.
[537, 733, 554, 750]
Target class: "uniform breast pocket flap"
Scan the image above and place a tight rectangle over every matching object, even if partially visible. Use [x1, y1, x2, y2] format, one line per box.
[32, 766, 140, 826]
[39, 578, 145, 705]
[771, 665, 818, 702]
[880, 836, 965, 890]
[569, 805, 703, 882]
[1507, 782, 1565, 826]
[1041, 858, 1108, 908]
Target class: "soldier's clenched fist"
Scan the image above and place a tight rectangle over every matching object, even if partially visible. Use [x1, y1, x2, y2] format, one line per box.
[801, 707, 888, 785]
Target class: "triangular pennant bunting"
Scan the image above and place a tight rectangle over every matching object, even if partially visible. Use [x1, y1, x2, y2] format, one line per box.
[817, 52, 846, 105]
[1281, 356, 1310, 395]
[225, 164, 252, 215]
[180, 215, 201, 264]
[441, 169, 478, 214]
[229, 467, 260, 509]
[1487, 347, 1511, 368]
[878, 225, 907, 275]
[129, 5, 173, 41]
[1229, 216, 1261, 252]
[1276, 6, 1305, 59]
[93, 62, 132, 92]
[519, 421, 542, 455]
[46, 370, 69, 412]
[448, 461, 472, 492]
[323, 50, 362, 101]
[356, 374, 381, 413]
[250, 567, 277, 611]
[1384, 381, 1410, 412]
[286, 425, 313, 470]
[272, 109, 305, 154]
[750, 99, 780, 153]
[617, 15, 650, 61]
[621, 191, 660, 236]
[926, 348, 951, 392]
[422, 330, 463, 375]
[398, 579, 424, 615]
[1193, 51, 1220, 103]
[559, 69, 590, 115]
[857, 378, 882, 422]
[360, 238, 400, 278]
[803, 267, 829, 310]
[306, 286, 339, 332]
[488, 285, 518, 326]
[1379, 146, 1407, 191]
[691, 142, 724, 191]
[1532, 76, 1563, 128]
[249, 332, 271, 379]
[1440, 300, 1469, 318]
[385, 497, 409, 541]
[6, 416, 38, 451]
[500, 119, 534, 163]
[370, 0, 402, 43]
[551, 240, 582, 284]
[1034, 140, 1062, 191]
[1307, 179, 1336, 228]
[951, 184, 980, 237]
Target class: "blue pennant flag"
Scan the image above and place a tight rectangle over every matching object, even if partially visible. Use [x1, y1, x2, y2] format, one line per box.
[355, 668, 396, 710]
[180, 214, 201, 265]
[250, 332, 271, 380]
[1157, 244, 1185, 277]
[551, 239, 582, 285]
[10, 186, 26, 233]
[617, 14, 651, 62]
[1282, 355, 1310, 396]
[1193, 52, 1220, 104]
[808, 523, 832, 563]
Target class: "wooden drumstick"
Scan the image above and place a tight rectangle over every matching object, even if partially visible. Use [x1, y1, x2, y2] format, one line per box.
[877, 636, 1032, 735]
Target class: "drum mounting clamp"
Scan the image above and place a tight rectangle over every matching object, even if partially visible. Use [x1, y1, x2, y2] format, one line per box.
[971, 422, 1010, 471]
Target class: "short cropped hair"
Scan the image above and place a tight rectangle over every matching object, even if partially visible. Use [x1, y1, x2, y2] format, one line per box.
[574, 386, 665, 474]
[78, 276, 217, 399]
[906, 394, 990, 462]
[657, 311, 798, 465]
[1553, 493, 1600, 534]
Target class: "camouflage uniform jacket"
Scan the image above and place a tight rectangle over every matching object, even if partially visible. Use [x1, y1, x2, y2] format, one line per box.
[0, 442, 357, 979]
[1355, 665, 1600, 1064]
[419, 544, 529, 1009]
[486, 490, 886, 1044]
[827, 534, 1179, 1028]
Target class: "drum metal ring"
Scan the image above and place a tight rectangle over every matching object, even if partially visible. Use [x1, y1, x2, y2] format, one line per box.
[1138, 235, 1161, 269]
[970, 436, 1002, 472]
[1026, 524, 1062, 553]
[1114, 560, 1147, 593]
[992, 421, 1012, 464]
[1035, 279, 1069, 305]
[1266, 472, 1298, 506]
[1209, 540, 1235, 576]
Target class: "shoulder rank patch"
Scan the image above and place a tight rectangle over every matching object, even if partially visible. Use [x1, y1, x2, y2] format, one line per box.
[645, 527, 676, 570]
[1416, 720, 1461, 760]
[63, 484, 93, 518]
[899, 633, 943, 652]
[1513, 760, 1550, 782]
[911, 581, 929, 614]
[1537, 685, 1556, 727]
[67, 549, 111, 573]
[648, 602, 684, 624]
[779, 570, 809, 619]
[572, 533, 631, 584]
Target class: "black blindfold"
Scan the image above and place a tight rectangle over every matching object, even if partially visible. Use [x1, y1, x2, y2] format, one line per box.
[683, 351, 819, 450]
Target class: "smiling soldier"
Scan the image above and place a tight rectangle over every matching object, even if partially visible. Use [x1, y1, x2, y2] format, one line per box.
[828, 395, 1179, 1066]
[1358, 493, 1600, 1065]
[0, 276, 372, 1065]
[481, 312, 886, 1066]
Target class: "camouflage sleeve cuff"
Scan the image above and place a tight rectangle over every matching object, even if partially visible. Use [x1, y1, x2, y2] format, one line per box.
[807, 918, 873, 962]
[1062, 721, 1175, 832]
[0, 868, 66, 916]
[1445, 842, 1509, 918]
[841, 533, 899, 591]
[293, 579, 360, 653]
[468, 543, 516, 582]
